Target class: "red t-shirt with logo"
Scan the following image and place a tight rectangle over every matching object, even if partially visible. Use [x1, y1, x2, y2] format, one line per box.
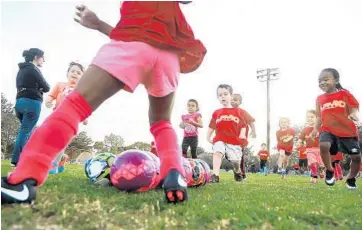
[209, 108, 247, 145]
[299, 126, 319, 148]
[258, 150, 269, 160]
[110, 1, 207, 74]
[276, 128, 296, 152]
[297, 146, 307, 159]
[316, 90, 359, 137]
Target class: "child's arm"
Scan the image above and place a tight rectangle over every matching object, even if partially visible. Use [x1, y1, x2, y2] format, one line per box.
[207, 128, 214, 144]
[190, 116, 203, 128]
[74, 5, 114, 37]
[348, 108, 359, 123]
[283, 135, 294, 143]
[45, 84, 60, 109]
[239, 127, 246, 140]
[311, 101, 322, 138]
[249, 122, 256, 138]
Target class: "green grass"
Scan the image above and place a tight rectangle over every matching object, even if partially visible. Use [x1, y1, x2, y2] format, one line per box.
[1, 160, 362, 230]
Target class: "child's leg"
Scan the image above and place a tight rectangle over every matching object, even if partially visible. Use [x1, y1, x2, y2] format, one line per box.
[181, 137, 190, 158]
[348, 154, 361, 179]
[240, 153, 246, 177]
[149, 93, 189, 202]
[212, 152, 223, 176]
[189, 136, 198, 159]
[7, 66, 124, 186]
[319, 132, 339, 186]
[49, 150, 65, 174]
[278, 150, 285, 171]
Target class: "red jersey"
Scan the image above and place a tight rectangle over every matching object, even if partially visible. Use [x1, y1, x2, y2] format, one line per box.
[276, 128, 295, 152]
[297, 146, 307, 159]
[316, 90, 359, 137]
[110, 1, 207, 73]
[239, 108, 255, 137]
[209, 108, 247, 145]
[258, 150, 269, 160]
[299, 126, 319, 148]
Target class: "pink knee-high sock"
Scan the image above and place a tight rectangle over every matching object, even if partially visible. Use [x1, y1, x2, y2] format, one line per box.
[310, 163, 318, 177]
[8, 91, 92, 185]
[150, 121, 185, 179]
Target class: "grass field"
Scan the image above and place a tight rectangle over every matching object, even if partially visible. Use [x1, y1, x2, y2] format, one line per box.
[1, 160, 362, 230]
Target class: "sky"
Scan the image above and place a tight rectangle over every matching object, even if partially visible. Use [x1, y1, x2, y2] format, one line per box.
[1, 0, 362, 153]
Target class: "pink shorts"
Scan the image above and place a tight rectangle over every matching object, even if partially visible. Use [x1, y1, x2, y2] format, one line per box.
[306, 147, 324, 166]
[91, 40, 180, 97]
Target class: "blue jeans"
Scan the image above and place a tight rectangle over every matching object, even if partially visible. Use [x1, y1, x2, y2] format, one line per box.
[11, 98, 42, 164]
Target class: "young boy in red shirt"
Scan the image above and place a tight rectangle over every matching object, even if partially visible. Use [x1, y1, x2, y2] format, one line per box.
[231, 93, 256, 180]
[257, 143, 269, 176]
[207, 85, 247, 183]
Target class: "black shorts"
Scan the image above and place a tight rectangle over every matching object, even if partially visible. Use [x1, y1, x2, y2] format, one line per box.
[299, 159, 308, 168]
[260, 160, 267, 168]
[319, 132, 361, 155]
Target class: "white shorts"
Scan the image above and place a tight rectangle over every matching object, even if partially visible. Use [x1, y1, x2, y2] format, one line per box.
[213, 141, 243, 161]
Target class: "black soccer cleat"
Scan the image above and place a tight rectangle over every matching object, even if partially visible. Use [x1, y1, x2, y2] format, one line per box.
[163, 169, 188, 204]
[346, 178, 358, 190]
[325, 169, 335, 186]
[1, 177, 37, 205]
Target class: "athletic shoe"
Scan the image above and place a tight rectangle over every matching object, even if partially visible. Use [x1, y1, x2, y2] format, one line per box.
[1, 177, 37, 205]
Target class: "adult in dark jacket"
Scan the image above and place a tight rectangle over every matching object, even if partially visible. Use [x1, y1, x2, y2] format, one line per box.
[11, 48, 50, 166]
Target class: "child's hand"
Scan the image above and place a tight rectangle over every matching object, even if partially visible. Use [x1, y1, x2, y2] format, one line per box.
[74, 5, 101, 30]
[251, 131, 256, 139]
[309, 129, 318, 139]
[348, 113, 359, 123]
[179, 122, 186, 129]
[207, 137, 213, 144]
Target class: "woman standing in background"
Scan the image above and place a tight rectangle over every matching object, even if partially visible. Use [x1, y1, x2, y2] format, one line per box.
[11, 48, 50, 166]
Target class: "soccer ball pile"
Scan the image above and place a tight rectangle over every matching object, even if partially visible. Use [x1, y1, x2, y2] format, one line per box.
[84, 150, 211, 192]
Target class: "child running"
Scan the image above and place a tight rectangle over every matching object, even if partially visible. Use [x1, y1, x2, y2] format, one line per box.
[180, 99, 203, 159]
[45, 61, 86, 174]
[1, 1, 206, 205]
[231, 93, 256, 180]
[296, 142, 308, 175]
[276, 117, 296, 179]
[330, 152, 344, 180]
[299, 110, 324, 183]
[311, 68, 360, 189]
[257, 143, 269, 176]
[207, 84, 247, 183]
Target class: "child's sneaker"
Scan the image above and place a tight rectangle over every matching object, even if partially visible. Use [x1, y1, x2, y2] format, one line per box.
[210, 174, 219, 183]
[1, 177, 37, 205]
[242, 174, 247, 181]
[163, 169, 188, 204]
[325, 169, 335, 186]
[346, 178, 357, 190]
[233, 171, 242, 182]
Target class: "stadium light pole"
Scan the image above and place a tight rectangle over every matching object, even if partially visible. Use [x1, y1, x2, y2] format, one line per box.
[256, 68, 280, 155]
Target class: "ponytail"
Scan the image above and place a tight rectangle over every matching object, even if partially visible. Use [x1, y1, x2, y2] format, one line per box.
[336, 83, 344, 90]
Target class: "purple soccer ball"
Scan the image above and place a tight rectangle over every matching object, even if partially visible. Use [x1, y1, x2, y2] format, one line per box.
[110, 150, 157, 192]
